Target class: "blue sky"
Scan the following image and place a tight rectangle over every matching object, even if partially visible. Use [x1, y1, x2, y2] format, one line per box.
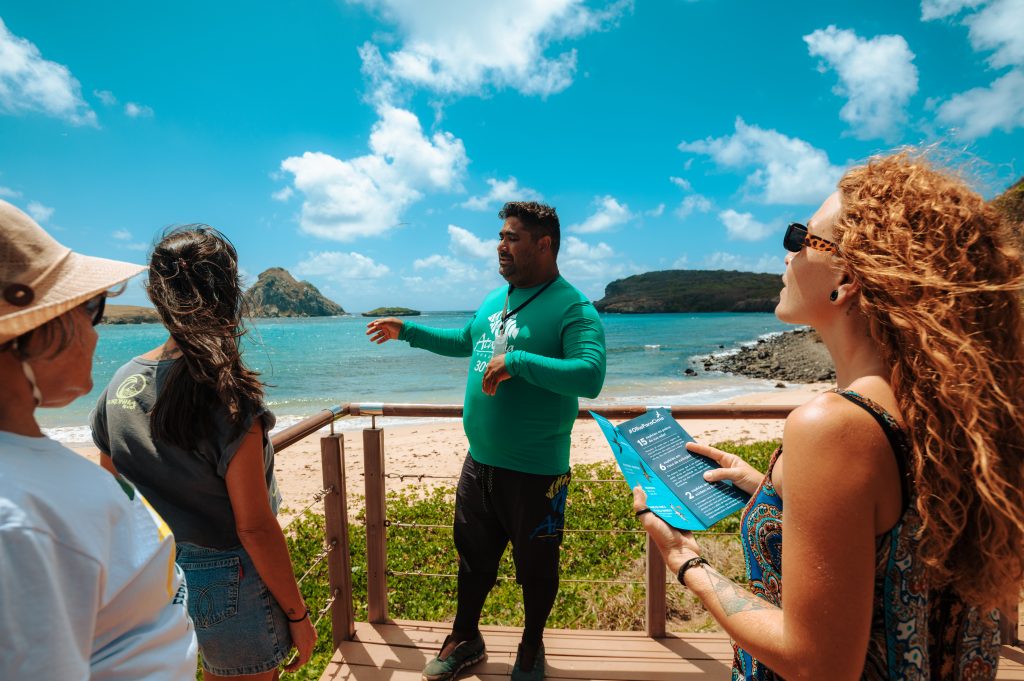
[2, 0, 1022, 311]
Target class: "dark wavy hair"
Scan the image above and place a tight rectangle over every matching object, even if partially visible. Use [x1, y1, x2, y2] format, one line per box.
[499, 201, 560, 256]
[146, 225, 263, 450]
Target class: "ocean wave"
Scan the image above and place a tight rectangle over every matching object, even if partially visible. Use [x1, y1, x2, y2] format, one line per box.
[46, 414, 461, 445]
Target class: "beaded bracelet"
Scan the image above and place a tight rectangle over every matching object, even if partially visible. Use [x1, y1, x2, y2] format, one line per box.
[676, 556, 709, 585]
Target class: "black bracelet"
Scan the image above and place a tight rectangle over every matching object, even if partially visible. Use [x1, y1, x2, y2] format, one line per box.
[286, 608, 310, 623]
[676, 556, 709, 585]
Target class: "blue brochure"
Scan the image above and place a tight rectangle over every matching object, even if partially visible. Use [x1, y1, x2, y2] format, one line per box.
[591, 410, 750, 531]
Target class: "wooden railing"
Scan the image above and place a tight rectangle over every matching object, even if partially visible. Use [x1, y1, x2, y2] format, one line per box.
[271, 402, 1021, 653]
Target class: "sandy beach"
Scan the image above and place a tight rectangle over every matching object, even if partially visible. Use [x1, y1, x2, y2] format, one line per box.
[73, 383, 831, 526]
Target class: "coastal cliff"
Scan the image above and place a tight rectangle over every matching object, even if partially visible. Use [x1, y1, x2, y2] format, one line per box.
[594, 270, 780, 313]
[244, 268, 346, 318]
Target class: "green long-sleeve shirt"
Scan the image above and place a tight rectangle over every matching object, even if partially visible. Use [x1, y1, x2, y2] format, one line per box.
[399, 276, 606, 474]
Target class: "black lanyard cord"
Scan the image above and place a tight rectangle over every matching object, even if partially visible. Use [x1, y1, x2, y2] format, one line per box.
[499, 278, 556, 331]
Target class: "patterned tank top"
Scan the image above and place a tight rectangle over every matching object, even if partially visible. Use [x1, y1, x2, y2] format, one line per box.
[732, 389, 1001, 680]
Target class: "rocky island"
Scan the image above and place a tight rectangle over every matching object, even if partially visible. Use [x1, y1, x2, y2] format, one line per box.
[244, 267, 345, 318]
[361, 307, 421, 317]
[102, 304, 161, 324]
[594, 270, 781, 313]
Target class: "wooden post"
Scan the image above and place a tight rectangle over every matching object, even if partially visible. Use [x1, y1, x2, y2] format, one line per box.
[364, 427, 388, 623]
[645, 536, 667, 638]
[320, 433, 354, 646]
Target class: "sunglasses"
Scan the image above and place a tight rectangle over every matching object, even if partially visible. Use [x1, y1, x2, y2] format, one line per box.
[81, 293, 107, 326]
[783, 222, 838, 255]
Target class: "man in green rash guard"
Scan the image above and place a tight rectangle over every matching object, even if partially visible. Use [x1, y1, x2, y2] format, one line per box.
[366, 201, 606, 681]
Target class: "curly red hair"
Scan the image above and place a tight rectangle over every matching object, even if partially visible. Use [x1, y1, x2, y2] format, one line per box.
[835, 152, 1024, 609]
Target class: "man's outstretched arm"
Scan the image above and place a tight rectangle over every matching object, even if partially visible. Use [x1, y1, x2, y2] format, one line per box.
[398, 318, 475, 357]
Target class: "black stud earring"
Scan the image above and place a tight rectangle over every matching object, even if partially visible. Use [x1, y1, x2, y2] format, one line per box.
[829, 290, 839, 302]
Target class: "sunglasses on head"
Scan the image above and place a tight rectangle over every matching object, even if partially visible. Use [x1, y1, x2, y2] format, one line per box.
[783, 222, 838, 255]
[81, 293, 107, 326]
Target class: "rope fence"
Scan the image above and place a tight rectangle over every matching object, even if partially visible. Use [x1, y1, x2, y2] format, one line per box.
[282, 485, 336, 532]
[384, 519, 743, 538]
[295, 540, 336, 586]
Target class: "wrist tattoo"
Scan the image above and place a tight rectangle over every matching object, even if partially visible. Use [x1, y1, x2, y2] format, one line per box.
[702, 565, 778, 616]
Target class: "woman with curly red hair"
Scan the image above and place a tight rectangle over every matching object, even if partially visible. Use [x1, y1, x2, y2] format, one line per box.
[637, 152, 1024, 680]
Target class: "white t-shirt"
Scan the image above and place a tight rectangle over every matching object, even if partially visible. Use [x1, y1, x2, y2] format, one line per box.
[0, 431, 197, 680]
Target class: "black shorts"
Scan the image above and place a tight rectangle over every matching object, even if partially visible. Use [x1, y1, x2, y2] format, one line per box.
[453, 454, 571, 585]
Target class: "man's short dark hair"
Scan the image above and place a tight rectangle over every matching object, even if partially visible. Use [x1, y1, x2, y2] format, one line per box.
[499, 201, 560, 257]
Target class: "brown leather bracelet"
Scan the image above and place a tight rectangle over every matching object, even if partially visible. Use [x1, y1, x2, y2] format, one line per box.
[676, 556, 709, 585]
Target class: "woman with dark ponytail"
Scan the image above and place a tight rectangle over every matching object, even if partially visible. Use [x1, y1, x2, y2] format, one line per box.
[90, 226, 316, 680]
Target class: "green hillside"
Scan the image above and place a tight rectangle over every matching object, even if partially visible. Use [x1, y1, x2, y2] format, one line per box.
[594, 270, 781, 313]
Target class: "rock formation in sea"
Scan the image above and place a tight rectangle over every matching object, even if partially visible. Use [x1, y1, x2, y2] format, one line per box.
[594, 270, 781, 313]
[699, 328, 836, 384]
[244, 267, 346, 318]
[361, 307, 421, 317]
[102, 304, 161, 324]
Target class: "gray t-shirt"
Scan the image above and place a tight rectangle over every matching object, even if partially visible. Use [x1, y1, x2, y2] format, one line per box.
[90, 357, 281, 549]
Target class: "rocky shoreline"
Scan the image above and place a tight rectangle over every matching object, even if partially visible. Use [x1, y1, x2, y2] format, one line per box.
[695, 327, 836, 384]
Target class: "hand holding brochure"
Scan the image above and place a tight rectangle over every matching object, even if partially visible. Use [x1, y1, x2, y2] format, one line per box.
[591, 409, 750, 531]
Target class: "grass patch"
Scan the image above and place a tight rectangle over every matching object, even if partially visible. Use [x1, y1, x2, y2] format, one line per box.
[281, 439, 779, 680]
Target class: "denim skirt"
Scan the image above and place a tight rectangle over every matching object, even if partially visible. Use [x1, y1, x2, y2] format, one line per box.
[177, 542, 293, 676]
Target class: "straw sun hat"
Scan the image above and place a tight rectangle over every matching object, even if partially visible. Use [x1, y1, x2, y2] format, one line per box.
[0, 200, 145, 345]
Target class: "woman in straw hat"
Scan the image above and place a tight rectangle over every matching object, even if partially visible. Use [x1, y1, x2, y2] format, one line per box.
[90, 225, 316, 680]
[634, 152, 1024, 680]
[0, 200, 198, 679]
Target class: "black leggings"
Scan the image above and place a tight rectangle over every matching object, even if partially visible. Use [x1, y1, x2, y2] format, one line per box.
[451, 455, 570, 645]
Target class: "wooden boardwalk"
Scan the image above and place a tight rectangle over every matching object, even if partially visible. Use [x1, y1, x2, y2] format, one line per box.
[320, 620, 1024, 681]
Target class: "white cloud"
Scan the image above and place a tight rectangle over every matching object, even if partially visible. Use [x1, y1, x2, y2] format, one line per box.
[461, 176, 542, 211]
[295, 250, 391, 280]
[921, 0, 985, 19]
[719, 209, 774, 241]
[703, 251, 785, 273]
[0, 18, 97, 126]
[280, 105, 468, 241]
[675, 194, 712, 219]
[271, 186, 294, 202]
[559, 235, 631, 284]
[680, 117, 844, 205]
[936, 69, 1024, 137]
[412, 253, 493, 284]
[644, 203, 665, 218]
[26, 201, 53, 222]
[109, 228, 146, 251]
[124, 102, 154, 118]
[0, 185, 20, 198]
[568, 195, 633, 233]
[353, 0, 631, 100]
[94, 89, 117, 106]
[924, 1, 1024, 139]
[804, 26, 918, 141]
[964, 0, 1024, 69]
[670, 176, 712, 219]
[563, 235, 614, 260]
[448, 224, 496, 258]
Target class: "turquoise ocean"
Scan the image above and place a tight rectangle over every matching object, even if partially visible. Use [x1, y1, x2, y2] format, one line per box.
[42, 312, 797, 443]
